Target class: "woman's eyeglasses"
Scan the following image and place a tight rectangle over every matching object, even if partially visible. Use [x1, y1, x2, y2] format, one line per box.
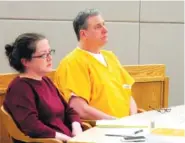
[32, 49, 55, 59]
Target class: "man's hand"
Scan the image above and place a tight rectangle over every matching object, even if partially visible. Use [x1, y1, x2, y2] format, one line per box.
[130, 96, 138, 115]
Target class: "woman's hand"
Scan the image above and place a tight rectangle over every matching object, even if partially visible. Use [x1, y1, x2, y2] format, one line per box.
[71, 121, 83, 136]
[55, 131, 71, 142]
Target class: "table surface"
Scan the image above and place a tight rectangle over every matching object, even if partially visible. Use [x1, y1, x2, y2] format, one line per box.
[69, 105, 185, 143]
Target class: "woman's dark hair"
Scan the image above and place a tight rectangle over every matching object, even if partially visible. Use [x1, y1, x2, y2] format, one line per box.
[5, 33, 46, 73]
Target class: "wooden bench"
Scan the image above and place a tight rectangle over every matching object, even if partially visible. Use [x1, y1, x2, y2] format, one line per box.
[0, 64, 169, 143]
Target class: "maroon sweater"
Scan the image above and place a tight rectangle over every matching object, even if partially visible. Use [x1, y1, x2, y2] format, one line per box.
[3, 76, 81, 140]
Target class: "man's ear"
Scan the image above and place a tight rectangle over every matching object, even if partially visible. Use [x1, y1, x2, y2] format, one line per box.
[80, 29, 87, 39]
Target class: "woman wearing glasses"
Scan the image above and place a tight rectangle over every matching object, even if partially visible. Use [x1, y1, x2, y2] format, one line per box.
[3, 33, 82, 143]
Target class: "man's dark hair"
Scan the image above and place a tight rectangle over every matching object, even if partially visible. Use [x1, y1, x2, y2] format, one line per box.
[73, 8, 100, 41]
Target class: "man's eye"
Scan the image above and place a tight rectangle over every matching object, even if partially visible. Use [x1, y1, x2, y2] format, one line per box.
[95, 25, 102, 29]
[96, 25, 101, 29]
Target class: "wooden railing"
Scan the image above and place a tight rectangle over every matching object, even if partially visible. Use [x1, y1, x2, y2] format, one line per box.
[0, 64, 169, 143]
